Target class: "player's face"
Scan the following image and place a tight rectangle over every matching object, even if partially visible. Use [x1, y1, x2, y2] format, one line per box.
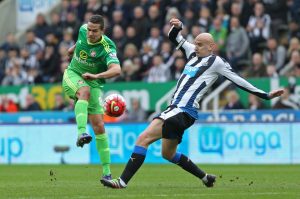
[87, 22, 103, 43]
[194, 36, 214, 57]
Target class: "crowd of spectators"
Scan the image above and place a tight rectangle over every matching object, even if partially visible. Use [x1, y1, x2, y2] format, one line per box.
[1, 0, 300, 113]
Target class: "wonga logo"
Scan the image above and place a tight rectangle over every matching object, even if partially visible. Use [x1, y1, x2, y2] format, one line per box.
[198, 126, 281, 156]
[200, 127, 224, 155]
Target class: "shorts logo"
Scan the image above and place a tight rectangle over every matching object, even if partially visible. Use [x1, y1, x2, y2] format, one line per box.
[79, 50, 88, 60]
[77, 80, 84, 85]
[90, 50, 96, 57]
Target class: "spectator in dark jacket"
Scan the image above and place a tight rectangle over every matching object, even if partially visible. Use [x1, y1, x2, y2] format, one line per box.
[33, 13, 51, 40]
[226, 17, 249, 71]
[224, 90, 245, 110]
[22, 94, 41, 111]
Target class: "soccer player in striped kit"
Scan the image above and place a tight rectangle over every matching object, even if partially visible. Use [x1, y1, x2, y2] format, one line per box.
[101, 18, 284, 188]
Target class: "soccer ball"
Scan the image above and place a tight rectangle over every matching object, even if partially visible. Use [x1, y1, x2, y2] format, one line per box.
[104, 94, 126, 117]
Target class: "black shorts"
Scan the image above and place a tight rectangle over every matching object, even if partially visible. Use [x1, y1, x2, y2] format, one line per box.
[155, 107, 195, 144]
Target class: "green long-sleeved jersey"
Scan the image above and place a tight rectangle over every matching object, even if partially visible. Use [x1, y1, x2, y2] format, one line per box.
[68, 24, 120, 87]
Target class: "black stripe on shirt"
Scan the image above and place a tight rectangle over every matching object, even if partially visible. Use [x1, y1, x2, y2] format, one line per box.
[171, 74, 187, 103]
[190, 57, 203, 67]
[173, 55, 216, 105]
[171, 56, 202, 103]
[186, 81, 207, 108]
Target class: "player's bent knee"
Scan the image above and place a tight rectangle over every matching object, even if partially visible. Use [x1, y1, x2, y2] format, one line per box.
[93, 125, 105, 134]
[77, 87, 91, 100]
[136, 132, 152, 147]
[95, 121, 105, 128]
[135, 134, 147, 146]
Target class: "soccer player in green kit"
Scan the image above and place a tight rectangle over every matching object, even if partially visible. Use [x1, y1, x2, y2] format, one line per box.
[62, 15, 121, 180]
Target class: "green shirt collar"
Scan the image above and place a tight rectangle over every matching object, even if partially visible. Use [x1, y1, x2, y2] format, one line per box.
[87, 35, 104, 45]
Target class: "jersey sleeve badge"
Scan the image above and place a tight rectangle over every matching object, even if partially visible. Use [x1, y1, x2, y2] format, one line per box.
[109, 52, 117, 59]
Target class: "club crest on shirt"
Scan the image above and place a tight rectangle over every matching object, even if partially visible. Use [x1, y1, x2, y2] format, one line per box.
[90, 50, 96, 57]
[77, 80, 84, 85]
[202, 61, 208, 67]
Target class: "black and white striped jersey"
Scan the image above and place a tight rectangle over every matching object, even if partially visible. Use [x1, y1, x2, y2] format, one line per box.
[168, 25, 270, 119]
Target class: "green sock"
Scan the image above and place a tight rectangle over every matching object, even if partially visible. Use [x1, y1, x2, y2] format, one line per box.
[75, 100, 88, 136]
[95, 134, 111, 176]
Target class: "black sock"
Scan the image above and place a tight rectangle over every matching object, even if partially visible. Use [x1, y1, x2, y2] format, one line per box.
[175, 153, 206, 179]
[120, 146, 147, 184]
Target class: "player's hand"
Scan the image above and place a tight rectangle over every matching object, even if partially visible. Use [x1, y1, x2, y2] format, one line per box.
[82, 73, 98, 80]
[268, 89, 284, 99]
[67, 51, 74, 59]
[170, 18, 182, 29]
[67, 44, 76, 59]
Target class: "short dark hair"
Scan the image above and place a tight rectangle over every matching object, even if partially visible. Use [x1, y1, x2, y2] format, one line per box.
[89, 15, 104, 30]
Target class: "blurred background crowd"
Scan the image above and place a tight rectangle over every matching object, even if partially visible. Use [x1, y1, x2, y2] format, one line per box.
[0, 0, 300, 117]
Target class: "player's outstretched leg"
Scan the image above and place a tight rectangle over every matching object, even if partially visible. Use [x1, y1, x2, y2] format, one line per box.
[75, 99, 90, 147]
[95, 134, 112, 179]
[101, 145, 147, 188]
[76, 133, 92, 147]
[169, 152, 216, 187]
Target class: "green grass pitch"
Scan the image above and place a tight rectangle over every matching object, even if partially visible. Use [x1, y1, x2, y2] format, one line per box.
[0, 164, 299, 199]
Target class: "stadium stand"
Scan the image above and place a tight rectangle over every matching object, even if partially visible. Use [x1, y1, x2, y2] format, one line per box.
[0, 0, 300, 115]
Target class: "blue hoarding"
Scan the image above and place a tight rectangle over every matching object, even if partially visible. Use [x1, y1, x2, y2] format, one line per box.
[0, 123, 299, 164]
[0, 124, 89, 164]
